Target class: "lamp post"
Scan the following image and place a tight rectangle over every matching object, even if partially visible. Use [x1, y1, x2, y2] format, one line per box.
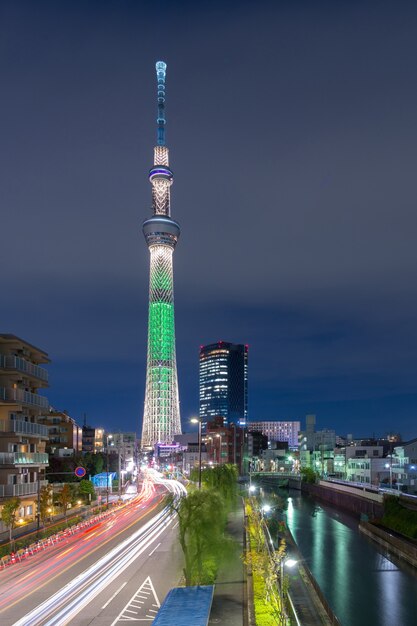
[106, 434, 113, 506]
[279, 558, 297, 621]
[190, 418, 202, 489]
[385, 461, 393, 489]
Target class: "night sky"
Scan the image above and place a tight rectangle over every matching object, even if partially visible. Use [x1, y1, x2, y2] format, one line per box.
[2, 0, 417, 439]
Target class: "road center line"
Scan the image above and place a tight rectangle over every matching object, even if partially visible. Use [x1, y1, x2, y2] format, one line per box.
[148, 542, 161, 557]
[101, 581, 127, 609]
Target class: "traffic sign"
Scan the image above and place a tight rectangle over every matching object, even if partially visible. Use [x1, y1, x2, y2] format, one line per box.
[75, 466, 87, 478]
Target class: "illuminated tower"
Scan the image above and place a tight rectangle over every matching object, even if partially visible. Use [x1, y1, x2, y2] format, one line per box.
[141, 61, 182, 448]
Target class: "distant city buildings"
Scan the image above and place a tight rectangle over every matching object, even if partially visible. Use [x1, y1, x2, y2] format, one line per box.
[199, 341, 248, 429]
[248, 420, 300, 449]
[106, 432, 136, 461]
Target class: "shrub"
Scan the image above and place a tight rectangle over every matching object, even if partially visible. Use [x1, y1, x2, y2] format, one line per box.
[381, 496, 417, 539]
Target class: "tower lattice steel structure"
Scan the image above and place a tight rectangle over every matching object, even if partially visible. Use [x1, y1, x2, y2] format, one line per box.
[141, 61, 182, 448]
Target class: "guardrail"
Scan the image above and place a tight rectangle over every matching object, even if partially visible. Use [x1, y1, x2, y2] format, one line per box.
[0, 506, 121, 570]
[319, 479, 384, 503]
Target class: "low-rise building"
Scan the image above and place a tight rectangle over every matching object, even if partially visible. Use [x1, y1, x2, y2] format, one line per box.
[346, 456, 388, 485]
[392, 439, 417, 493]
[82, 425, 104, 454]
[205, 416, 246, 473]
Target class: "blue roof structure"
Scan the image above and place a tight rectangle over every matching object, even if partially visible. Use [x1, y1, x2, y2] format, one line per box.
[91, 472, 117, 488]
[153, 586, 214, 626]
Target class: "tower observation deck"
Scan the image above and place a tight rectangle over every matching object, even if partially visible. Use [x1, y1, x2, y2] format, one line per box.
[141, 62, 182, 449]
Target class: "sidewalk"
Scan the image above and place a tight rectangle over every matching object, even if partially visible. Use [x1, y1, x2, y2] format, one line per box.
[286, 565, 333, 625]
[209, 501, 246, 626]
[285, 530, 336, 626]
[212, 499, 334, 626]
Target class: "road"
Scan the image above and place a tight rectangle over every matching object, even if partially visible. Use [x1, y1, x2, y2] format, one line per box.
[0, 474, 185, 625]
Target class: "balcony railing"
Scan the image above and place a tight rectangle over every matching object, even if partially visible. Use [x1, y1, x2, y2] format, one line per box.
[0, 355, 48, 383]
[0, 419, 48, 438]
[2, 388, 49, 409]
[0, 452, 49, 465]
[0, 388, 5, 401]
[0, 480, 48, 498]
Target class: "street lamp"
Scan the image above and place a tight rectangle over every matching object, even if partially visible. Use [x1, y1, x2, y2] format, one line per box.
[190, 418, 202, 490]
[385, 462, 393, 489]
[106, 434, 113, 506]
[279, 558, 297, 617]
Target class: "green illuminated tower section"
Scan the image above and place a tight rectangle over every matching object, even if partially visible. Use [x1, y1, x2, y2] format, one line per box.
[141, 61, 181, 448]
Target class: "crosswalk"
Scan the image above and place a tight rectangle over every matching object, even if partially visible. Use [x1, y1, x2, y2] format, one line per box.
[111, 577, 161, 623]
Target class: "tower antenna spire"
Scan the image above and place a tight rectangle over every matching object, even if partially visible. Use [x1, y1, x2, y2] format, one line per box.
[156, 61, 167, 146]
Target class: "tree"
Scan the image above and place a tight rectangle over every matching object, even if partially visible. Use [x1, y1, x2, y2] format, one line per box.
[59, 484, 74, 518]
[300, 467, 318, 484]
[199, 464, 239, 507]
[77, 479, 96, 503]
[1, 497, 21, 547]
[39, 485, 53, 526]
[170, 489, 232, 585]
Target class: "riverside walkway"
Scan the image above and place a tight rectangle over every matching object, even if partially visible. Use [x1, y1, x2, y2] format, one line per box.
[208, 499, 333, 625]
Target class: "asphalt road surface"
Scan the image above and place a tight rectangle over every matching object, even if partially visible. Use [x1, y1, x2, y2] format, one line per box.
[0, 476, 184, 625]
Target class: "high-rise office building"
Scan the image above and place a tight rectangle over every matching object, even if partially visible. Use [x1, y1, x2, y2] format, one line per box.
[141, 62, 181, 448]
[199, 341, 248, 428]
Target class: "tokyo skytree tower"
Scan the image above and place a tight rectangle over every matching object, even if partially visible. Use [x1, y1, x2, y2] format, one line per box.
[141, 61, 182, 448]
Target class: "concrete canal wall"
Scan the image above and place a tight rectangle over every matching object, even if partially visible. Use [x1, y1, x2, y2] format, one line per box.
[301, 481, 385, 519]
[359, 521, 417, 569]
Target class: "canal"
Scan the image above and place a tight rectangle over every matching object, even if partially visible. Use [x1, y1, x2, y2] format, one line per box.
[279, 490, 417, 626]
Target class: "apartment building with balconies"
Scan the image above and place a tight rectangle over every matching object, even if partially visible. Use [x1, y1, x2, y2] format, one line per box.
[82, 425, 105, 454]
[0, 334, 50, 521]
[38, 410, 83, 456]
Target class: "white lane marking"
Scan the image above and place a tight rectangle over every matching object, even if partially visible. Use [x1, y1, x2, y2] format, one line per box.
[111, 577, 160, 625]
[13, 507, 172, 626]
[102, 582, 127, 609]
[148, 542, 161, 557]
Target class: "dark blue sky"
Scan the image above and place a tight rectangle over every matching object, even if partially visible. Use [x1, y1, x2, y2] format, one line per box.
[2, 0, 417, 439]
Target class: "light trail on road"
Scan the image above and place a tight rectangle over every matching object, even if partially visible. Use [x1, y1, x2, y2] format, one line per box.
[12, 505, 175, 626]
[0, 480, 158, 613]
[5, 474, 186, 626]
